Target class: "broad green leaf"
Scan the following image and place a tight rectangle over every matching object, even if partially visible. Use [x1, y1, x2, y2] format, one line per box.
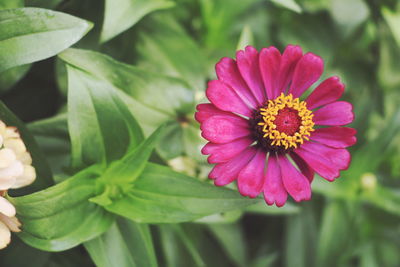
[103, 163, 260, 223]
[101, 0, 174, 43]
[270, 0, 302, 13]
[59, 48, 195, 119]
[100, 125, 164, 184]
[236, 25, 254, 51]
[0, 8, 93, 72]
[135, 14, 207, 91]
[200, 0, 261, 49]
[0, 64, 31, 95]
[91, 126, 164, 206]
[208, 223, 246, 266]
[0, 100, 53, 192]
[84, 218, 157, 267]
[9, 165, 114, 251]
[66, 64, 144, 170]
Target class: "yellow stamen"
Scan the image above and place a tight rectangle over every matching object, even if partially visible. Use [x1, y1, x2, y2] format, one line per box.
[257, 93, 314, 149]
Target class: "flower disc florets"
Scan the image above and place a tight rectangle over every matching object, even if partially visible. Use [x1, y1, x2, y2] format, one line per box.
[251, 93, 314, 151]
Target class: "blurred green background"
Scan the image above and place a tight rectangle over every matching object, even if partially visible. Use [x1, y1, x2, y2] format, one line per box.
[1, 0, 400, 266]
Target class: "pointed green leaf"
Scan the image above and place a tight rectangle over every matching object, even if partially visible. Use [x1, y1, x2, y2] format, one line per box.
[135, 14, 207, 91]
[84, 218, 157, 267]
[101, 0, 174, 42]
[66, 64, 144, 170]
[90, 126, 165, 206]
[59, 48, 195, 120]
[0, 8, 92, 72]
[236, 25, 254, 51]
[104, 163, 260, 223]
[9, 166, 114, 251]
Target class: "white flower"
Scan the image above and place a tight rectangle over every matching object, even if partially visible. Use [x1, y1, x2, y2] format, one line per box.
[0, 121, 36, 249]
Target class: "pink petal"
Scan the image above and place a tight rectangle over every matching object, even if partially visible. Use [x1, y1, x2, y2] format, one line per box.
[294, 141, 351, 181]
[237, 149, 266, 198]
[278, 155, 311, 202]
[290, 152, 314, 182]
[236, 46, 266, 105]
[288, 52, 324, 98]
[263, 154, 287, 207]
[216, 57, 258, 108]
[201, 137, 253, 164]
[306, 76, 344, 110]
[201, 115, 250, 144]
[259, 46, 282, 100]
[310, 127, 357, 148]
[206, 80, 252, 117]
[209, 147, 257, 186]
[195, 104, 231, 123]
[277, 44, 303, 94]
[313, 101, 354, 126]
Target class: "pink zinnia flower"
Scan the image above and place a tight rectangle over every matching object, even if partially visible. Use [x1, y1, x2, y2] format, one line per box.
[195, 45, 356, 207]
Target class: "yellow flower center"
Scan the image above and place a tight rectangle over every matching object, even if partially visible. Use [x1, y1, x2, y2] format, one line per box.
[257, 93, 314, 150]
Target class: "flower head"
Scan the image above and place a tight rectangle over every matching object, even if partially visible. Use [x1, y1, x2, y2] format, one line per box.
[195, 45, 356, 207]
[0, 121, 36, 248]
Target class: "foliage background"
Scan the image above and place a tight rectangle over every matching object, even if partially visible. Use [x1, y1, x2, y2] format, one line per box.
[0, 0, 400, 266]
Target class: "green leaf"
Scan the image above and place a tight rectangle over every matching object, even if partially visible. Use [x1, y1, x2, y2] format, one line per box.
[59, 48, 195, 121]
[0, 100, 53, 192]
[66, 64, 144, 170]
[101, 0, 174, 43]
[9, 165, 114, 251]
[200, 0, 261, 49]
[0, 8, 93, 72]
[101, 125, 164, 184]
[270, 0, 302, 13]
[84, 218, 157, 267]
[90, 126, 165, 206]
[236, 25, 254, 51]
[103, 163, 260, 223]
[135, 14, 207, 91]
